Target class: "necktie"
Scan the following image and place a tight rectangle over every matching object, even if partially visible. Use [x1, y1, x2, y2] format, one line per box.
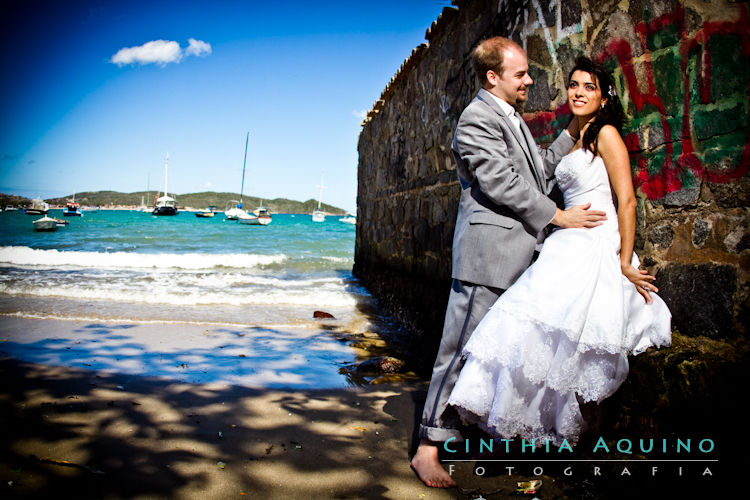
[515, 111, 542, 184]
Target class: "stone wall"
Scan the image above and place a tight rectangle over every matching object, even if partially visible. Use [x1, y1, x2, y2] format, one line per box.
[356, 0, 748, 353]
[355, 0, 749, 445]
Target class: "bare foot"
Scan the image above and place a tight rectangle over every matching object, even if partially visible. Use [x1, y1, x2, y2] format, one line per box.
[410, 442, 456, 488]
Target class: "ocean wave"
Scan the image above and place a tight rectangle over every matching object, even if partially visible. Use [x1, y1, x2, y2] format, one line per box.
[0, 282, 361, 307]
[0, 246, 286, 270]
[173, 273, 354, 289]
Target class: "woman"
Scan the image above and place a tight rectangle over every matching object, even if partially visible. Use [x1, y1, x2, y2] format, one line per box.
[446, 57, 672, 446]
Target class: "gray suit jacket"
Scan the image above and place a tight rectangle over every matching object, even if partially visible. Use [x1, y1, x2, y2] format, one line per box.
[451, 88, 575, 289]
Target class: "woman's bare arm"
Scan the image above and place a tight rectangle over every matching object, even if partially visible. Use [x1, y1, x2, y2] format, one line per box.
[598, 125, 656, 303]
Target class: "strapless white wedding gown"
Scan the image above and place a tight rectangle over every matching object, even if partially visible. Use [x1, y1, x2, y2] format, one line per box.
[447, 148, 672, 446]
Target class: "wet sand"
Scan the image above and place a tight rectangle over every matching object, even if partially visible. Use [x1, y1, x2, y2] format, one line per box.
[0, 318, 725, 499]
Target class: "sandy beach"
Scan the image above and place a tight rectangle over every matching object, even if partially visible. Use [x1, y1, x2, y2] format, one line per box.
[0, 318, 724, 499]
[0, 318, 526, 499]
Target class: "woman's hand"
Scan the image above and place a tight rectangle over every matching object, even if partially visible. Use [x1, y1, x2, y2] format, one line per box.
[621, 263, 657, 303]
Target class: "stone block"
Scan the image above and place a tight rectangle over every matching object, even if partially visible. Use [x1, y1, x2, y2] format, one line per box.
[707, 33, 749, 102]
[707, 177, 750, 210]
[693, 103, 745, 141]
[691, 218, 710, 247]
[526, 34, 551, 67]
[637, 121, 668, 150]
[525, 66, 552, 112]
[724, 222, 750, 254]
[656, 262, 737, 338]
[648, 223, 675, 248]
[627, 0, 682, 25]
[591, 10, 643, 60]
[652, 184, 701, 206]
[555, 39, 583, 84]
[561, 0, 582, 30]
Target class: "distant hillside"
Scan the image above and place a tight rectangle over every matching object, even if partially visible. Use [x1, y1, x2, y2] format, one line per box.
[0, 194, 31, 209]
[41, 191, 348, 214]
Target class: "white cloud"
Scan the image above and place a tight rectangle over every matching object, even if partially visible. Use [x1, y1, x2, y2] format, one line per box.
[111, 39, 212, 67]
[111, 40, 182, 66]
[352, 109, 368, 119]
[186, 38, 212, 58]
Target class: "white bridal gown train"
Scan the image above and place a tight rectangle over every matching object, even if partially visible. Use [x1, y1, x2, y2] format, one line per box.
[447, 148, 672, 446]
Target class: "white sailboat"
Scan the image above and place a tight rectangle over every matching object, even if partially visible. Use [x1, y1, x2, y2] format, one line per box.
[312, 173, 326, 222]
[224, 199, 246, 220]
[153, 154, 178, 216]
[225, 132, 253, 221]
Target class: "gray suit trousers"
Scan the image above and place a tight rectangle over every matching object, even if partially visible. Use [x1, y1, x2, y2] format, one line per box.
[419, 279, 504, 442]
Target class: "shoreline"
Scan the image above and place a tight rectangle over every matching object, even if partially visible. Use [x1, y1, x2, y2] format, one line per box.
[20, 207, 348, 215]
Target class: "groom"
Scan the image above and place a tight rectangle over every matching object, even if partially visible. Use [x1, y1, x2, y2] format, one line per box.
[411, 37, 607, 488]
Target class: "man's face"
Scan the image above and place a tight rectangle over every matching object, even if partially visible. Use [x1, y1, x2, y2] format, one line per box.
[488, 46, 533, 105]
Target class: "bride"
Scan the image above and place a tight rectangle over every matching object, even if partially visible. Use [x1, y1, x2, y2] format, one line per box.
[446, 57, 672, 446]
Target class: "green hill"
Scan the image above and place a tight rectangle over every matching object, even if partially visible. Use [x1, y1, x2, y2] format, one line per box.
[0, 194, 31, 209]
[39, 191, 348, 215]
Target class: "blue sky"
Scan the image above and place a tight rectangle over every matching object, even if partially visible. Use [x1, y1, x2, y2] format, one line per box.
[0, 0, 453, 212]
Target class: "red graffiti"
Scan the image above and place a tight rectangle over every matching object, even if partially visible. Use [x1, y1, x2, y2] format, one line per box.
[527, 6, 749, 200]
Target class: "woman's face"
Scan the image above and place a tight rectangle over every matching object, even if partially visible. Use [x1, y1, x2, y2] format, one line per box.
[567, 70, 605, 119]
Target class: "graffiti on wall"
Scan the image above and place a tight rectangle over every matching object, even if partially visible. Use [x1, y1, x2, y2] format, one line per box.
[604, 6, 749, 199]
[525, 4, 749, 200]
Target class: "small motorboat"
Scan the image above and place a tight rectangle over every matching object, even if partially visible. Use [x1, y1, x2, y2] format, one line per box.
[33, 216, 59, 231]
[195, 208, 215, 218]
[25, 197, 49, 215]
[252, 205, 272, 225]
[237, 211, 260, 225]
[339, 216, 356, 225]
[62, 198, 83, 216]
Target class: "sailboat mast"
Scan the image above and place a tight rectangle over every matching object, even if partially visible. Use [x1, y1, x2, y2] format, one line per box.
[317, 173, 325, 210]
[240, 132, 249, 204]
[163, 154, 169, 198]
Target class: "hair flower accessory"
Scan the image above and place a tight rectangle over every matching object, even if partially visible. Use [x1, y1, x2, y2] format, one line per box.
[608, 86, 617, 98]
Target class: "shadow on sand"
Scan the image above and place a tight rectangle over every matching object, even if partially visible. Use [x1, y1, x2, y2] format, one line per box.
[0, 355, 431, 499]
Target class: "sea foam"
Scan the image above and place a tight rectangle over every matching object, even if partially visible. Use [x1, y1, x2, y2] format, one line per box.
[0, 246, 285, 270]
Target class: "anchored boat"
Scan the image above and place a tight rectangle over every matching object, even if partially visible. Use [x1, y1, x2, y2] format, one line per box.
[312, 173, 326, 222]
[152, 155, 178, 216]
[25, 197, 49, 215]
[62, 195, 83, 216]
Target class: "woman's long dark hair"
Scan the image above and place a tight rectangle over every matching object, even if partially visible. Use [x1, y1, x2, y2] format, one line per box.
[568, 57, 624, 156]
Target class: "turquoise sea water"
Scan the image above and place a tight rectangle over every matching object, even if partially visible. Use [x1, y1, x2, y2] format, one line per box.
[0, 209, 362, 320]
[0, 209, 385, 388]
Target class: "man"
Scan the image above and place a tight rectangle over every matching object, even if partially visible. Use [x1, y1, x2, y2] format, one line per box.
[411, 37, 607, 488]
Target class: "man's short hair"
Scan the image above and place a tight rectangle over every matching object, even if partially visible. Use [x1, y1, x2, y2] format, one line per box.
[472, 36, 520, 85]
